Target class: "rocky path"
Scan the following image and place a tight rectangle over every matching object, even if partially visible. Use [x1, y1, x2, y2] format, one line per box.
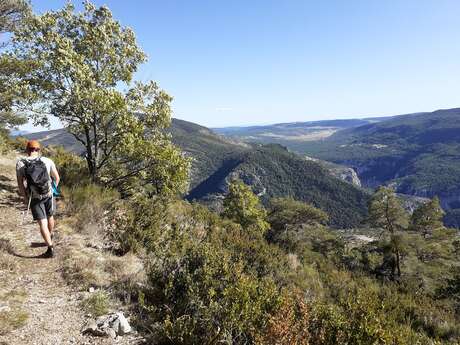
[0, 154, 138, 345]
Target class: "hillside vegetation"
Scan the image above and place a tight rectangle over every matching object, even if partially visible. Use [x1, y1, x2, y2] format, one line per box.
[6, 138, 460, 344]
[216, 108, 460, 227]
[23, 123, 370, 229]
[3, 2, 460, 344]
[188, 144, 369, 228]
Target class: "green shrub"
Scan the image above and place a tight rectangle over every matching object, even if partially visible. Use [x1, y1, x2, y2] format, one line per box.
[81, 291, 110, 317]
[64, 184, 118, 229]
[46, 146, 89, 187]
[223, 180, 269, 235]
[141, 243, 281, 344]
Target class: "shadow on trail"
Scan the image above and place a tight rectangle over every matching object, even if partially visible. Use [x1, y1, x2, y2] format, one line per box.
[10, 251, 47, 259]
[30, 242, 47, 248]
[1, 238, 46, 259]
[0, 174, 16, 193]
[0, 174, 24, 207]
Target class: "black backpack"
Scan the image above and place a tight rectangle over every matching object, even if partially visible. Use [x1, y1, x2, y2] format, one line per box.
[23, 158, 50, 197]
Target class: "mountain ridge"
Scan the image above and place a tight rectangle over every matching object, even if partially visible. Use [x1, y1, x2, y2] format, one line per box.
[212, 107, 460, 227]
[19, 119, 370, 228]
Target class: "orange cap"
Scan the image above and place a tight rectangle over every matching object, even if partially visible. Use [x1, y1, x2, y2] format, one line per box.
[26, 140, 41, 150]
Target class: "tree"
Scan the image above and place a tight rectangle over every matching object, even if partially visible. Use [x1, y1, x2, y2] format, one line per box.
[3, 2, 189, 195]
[410, 197, 445, 237]
[0, 0, 29, 38]
[223, 180, 269, 234]
[268, 197, 329, 232]
[368, 186, 409, 279]
[0, 0, 29, 139]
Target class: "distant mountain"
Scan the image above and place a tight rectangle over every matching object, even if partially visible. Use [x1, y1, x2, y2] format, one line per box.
[215, 108, 460, 227]
[23, 128, 84, 154]
[22, 119, 370, 228]
[10, 129, 30, 136]
[213, 117, 396, 147]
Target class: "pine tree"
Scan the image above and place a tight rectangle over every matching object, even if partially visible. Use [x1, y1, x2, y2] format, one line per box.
[268, 197, 329, 231]
[411, 197, 445, 237]
[368, 186, 409, 279]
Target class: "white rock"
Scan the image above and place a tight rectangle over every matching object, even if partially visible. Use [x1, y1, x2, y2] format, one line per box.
[88, 287, 95, 293]
[116, 312, 131, 335]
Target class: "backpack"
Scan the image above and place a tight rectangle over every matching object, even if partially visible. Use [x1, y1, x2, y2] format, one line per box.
[23, 158, 50, 197]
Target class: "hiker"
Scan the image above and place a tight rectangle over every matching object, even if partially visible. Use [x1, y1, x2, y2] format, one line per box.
[16, 140, 60, 258]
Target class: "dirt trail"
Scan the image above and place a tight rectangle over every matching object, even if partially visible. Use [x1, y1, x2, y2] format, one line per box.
[0, 154, 135, 345]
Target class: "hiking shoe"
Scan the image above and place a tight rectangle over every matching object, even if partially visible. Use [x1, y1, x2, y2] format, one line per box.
[43, 246, 54, 258]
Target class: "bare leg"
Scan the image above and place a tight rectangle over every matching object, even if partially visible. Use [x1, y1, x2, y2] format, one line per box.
[38, 219, 53, 247]
[47, 216, 55, 237]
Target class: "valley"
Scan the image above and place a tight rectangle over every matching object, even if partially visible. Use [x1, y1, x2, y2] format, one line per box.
[22, 108, 460, 228]
[215, 108, 460, 227]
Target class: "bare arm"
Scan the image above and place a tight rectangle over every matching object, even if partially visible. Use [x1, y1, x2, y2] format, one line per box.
[50, 165, 60, 186]
[16, 168, 28, 204]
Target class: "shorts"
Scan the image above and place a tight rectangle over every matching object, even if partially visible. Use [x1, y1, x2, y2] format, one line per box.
[30, 196, 55, 221]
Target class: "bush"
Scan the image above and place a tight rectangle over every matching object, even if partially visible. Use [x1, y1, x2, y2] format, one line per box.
[255, 293, 310, 345]
[223, 180, 269, 235]
[140, 243, 281, 344]
[81, 291, 110, 317]
[45, 146, 89, 187]
[63, 184, 118, 230]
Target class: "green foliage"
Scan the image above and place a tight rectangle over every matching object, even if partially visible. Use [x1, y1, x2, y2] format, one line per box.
[231, 145, 369, 228]
[64, 184, 118, 229]
[368, 186, 409, 279]
[368, 186, 409, 233]
[0, 0, 30, 34]
[0, 0, 31, 137]
[308, 289, 436, 344]
[4, 1, 190, 196]
[89, 185, 460, 344]
[268, 197, 328, 231]
[223, 180, 269, 234]
[44, 146, 89, 187]
[411, 197, 445, 235]
[81, 291, 110, 317]
[143, 244, 280, 344]
[0, 55, 28, 142]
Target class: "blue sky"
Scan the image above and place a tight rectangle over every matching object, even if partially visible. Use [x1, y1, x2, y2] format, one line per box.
[25, 0, 460, 130]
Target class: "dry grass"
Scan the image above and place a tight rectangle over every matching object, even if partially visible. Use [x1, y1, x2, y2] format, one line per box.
[0, 290, 29, 336]
[0, 239, 17, 272]
[80, 290, 110, 317]
[0, 252, 17, 272]
[60, 228, 144, 290]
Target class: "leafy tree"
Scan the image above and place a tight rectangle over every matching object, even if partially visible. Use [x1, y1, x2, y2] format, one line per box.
[368, 186, 409, 279]
[223, 180, 269, 234]
[0, 0, 29, 38]
[268, 197, 329, 231]
[0, 0, 29, 141]
[411, 197, 445, 237]
[3, 2, 189, 195]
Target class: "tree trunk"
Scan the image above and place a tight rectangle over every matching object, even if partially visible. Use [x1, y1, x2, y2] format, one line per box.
[395, 249, 401, 277]
[83, 126, 97, 183]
